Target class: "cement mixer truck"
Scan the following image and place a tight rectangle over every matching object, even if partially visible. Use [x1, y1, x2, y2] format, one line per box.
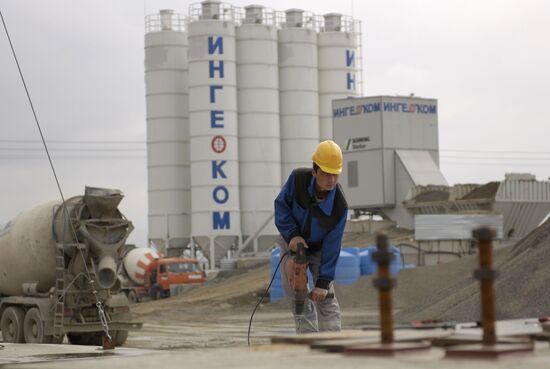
[0, 187, 141, 345]
[120, 245, 206, 302]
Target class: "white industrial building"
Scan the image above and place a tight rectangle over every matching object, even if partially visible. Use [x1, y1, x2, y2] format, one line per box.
[144, 1, 362, 266]
[333, 95, 550, 254]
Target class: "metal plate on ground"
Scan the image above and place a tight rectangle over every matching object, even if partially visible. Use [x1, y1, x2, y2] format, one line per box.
[445, 343, 535, 358]
[270, 330, 377, 345]
[311, 329, 451, 352]
[344, 341, 432, 356]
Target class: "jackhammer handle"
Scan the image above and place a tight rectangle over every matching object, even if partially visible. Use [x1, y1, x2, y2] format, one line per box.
[307, 291, 335, 299]
[295, 242, 307, 264]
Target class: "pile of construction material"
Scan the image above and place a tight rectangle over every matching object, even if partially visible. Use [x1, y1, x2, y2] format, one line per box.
[334, 218, 550, 323]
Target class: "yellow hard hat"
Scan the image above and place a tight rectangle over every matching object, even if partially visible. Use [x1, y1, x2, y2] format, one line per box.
[312, 140, 343, 175]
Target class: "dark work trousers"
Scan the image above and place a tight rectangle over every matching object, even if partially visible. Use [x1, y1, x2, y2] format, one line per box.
[280, 244, 341, 334]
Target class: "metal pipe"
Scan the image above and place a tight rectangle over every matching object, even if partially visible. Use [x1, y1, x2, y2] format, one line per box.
[97, 256, 117, 289]
[374, 233, 394, 344]
[473, 227, 497, 346]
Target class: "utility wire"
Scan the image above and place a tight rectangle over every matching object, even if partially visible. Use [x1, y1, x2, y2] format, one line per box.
[0, 147, 145, 152]
[442, 149, 550, 155]
[1, 9, 67, 205]
[0, 139, 144, 144]
[442, 162, 550, 167]
[441, 155, 550, 161]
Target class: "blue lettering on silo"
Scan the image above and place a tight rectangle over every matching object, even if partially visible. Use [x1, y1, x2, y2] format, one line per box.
[210, 110, 224, 128]
[209, 60, 225, 78]
[212, 185, 229, 204]
[210, 85, 223, 103]
[213, 211, 230, 229]
[346, 50, 355, 67]
[212, 160, 227, 179]
[347, 73, 355, 91]
[207, 35, 230, 230]
[208, 36, 224, 54]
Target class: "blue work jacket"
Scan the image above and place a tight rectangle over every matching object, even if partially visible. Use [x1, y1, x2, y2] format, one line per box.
[274, 170, 348, 289]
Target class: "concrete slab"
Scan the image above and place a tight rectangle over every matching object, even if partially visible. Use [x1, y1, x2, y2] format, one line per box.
[6, 342, 550, 369]
[0, 343, 160, 366]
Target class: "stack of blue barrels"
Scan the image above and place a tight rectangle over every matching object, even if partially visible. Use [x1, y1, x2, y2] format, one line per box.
[271, 245, 404, 302]
[270, 248, 285, 301]
[359, 245, 402, 276]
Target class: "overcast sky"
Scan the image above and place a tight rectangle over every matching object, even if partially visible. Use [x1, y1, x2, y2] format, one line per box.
[1, 0, 549, 246]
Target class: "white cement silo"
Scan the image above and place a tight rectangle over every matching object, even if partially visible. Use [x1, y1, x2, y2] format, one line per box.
[145, 10, 190, 254]
[188, 1, 241, 266]
[318, 13, 360, 140]
[236, 5, 281, 243]
[278, 9, 320, 179]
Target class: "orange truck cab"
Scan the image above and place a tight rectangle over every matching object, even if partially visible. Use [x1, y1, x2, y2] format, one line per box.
[143, 257, 206, 300]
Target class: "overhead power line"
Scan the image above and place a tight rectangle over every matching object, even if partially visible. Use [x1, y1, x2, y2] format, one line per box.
[0, 155, 145, 160]
[0, 147, 145, 152]
[442, 149, 550, 155]
[0, 139, 145, 144]
[442, 161, 550, 167]
[441, 155, 550, 161]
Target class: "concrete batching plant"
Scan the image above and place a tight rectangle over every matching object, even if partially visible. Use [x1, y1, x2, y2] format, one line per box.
[144, 1, 362, 267]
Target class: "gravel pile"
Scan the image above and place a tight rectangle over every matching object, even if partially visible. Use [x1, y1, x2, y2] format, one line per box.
[334, 219, 550, 323]
[460, 181, 500, 200]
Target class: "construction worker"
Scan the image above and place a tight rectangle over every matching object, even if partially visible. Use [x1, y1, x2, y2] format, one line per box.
[274, 140, 348, 333]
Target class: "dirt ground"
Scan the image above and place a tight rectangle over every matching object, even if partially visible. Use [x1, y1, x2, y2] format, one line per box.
[126, 265, 378, 350]
[126, 219, 550, 350]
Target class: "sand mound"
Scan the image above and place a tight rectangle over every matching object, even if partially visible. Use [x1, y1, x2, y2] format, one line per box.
[131, 265, 271, 318]
[373, 219, 550, 323]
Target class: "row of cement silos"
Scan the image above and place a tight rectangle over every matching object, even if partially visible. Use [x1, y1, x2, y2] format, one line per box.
[145, 1, 361, 261]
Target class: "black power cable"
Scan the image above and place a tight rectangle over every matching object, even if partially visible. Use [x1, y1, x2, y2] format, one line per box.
[247, 250, 289, 347]
[0, 9, 68, 206]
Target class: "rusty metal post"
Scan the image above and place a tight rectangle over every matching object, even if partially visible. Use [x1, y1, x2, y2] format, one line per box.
[373, 233, 394, 344]
[445, 226, 534, 358]
[473, 227, 497, 346]
[343, 233, 430, 356]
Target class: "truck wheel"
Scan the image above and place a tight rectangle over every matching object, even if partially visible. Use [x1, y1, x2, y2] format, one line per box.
[23, 307, 51, 343]
[1, 306, 25, 343]
[127, 290, 138, 304]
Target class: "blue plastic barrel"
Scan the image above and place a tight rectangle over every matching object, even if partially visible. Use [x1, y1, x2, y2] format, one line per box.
[334, 250, 361, 285]
[360, 245, 402, 276]
[343, 247, 360, 256]
[359, 248, 375, 276]
[270, 248, 284, 301]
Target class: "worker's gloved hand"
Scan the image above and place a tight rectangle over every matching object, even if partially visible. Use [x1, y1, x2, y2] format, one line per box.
[289, 236, 308, 252]
[310, 287, 329, 302]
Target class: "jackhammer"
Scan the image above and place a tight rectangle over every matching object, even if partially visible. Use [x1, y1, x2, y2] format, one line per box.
[285, 242, 334, 328]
